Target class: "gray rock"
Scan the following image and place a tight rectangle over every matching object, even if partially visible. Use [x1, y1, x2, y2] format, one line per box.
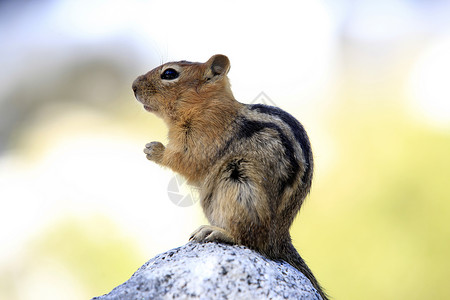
[93, 242, 322, 300]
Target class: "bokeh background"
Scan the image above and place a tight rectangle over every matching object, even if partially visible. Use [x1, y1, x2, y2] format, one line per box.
[1, 0, 449, 299]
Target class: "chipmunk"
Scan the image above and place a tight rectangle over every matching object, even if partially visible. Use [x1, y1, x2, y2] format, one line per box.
[132, 54, 328, 299]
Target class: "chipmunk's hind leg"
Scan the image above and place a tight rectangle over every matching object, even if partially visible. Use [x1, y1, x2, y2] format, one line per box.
[225, 158, 246, 182]
[195, 157, 273, 251]
[189, 225, 234, 244]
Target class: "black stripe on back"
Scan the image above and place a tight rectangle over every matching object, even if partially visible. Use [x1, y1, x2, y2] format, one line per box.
[249, 104, 312, 184]
[237, 118, 300, 189]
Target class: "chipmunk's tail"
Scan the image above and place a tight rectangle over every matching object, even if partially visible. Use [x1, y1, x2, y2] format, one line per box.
[280, 242, 329, 300]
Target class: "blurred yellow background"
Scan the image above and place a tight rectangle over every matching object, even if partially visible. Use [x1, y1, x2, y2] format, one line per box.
[1, 0, 449, 299]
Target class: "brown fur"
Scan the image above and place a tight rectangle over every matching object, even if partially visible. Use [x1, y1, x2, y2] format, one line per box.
[132, 55, 328, 299]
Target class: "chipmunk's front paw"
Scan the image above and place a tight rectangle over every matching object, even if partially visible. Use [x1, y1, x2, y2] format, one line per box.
[189, 225, 234, 244]
[143, 141, 165, 162]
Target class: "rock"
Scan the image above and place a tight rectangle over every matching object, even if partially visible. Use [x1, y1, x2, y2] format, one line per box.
[93, 242, 322, 300]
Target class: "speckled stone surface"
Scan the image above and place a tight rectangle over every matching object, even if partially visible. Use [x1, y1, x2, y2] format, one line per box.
[93, 242, 322, 300]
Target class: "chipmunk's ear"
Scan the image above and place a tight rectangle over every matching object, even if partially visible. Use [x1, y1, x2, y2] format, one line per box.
[204, 54, 230, 81]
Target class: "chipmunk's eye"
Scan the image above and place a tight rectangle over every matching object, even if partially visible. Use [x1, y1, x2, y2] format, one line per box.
[161, 68, 179, 80]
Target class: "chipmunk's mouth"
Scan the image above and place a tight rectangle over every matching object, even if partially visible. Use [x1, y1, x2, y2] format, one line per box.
[135, 95, 155, 112]
[143, 105, 154, 112]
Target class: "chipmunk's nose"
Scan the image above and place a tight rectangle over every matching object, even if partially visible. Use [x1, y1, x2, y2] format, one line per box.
[132, 78, 139, 96]
[132, 76, 145, 96]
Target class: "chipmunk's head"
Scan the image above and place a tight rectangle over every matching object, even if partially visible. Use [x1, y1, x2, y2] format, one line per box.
[132, 54, 233, 123]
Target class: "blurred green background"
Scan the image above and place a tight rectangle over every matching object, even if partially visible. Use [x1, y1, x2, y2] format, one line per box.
[1, 0, 449, 299]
